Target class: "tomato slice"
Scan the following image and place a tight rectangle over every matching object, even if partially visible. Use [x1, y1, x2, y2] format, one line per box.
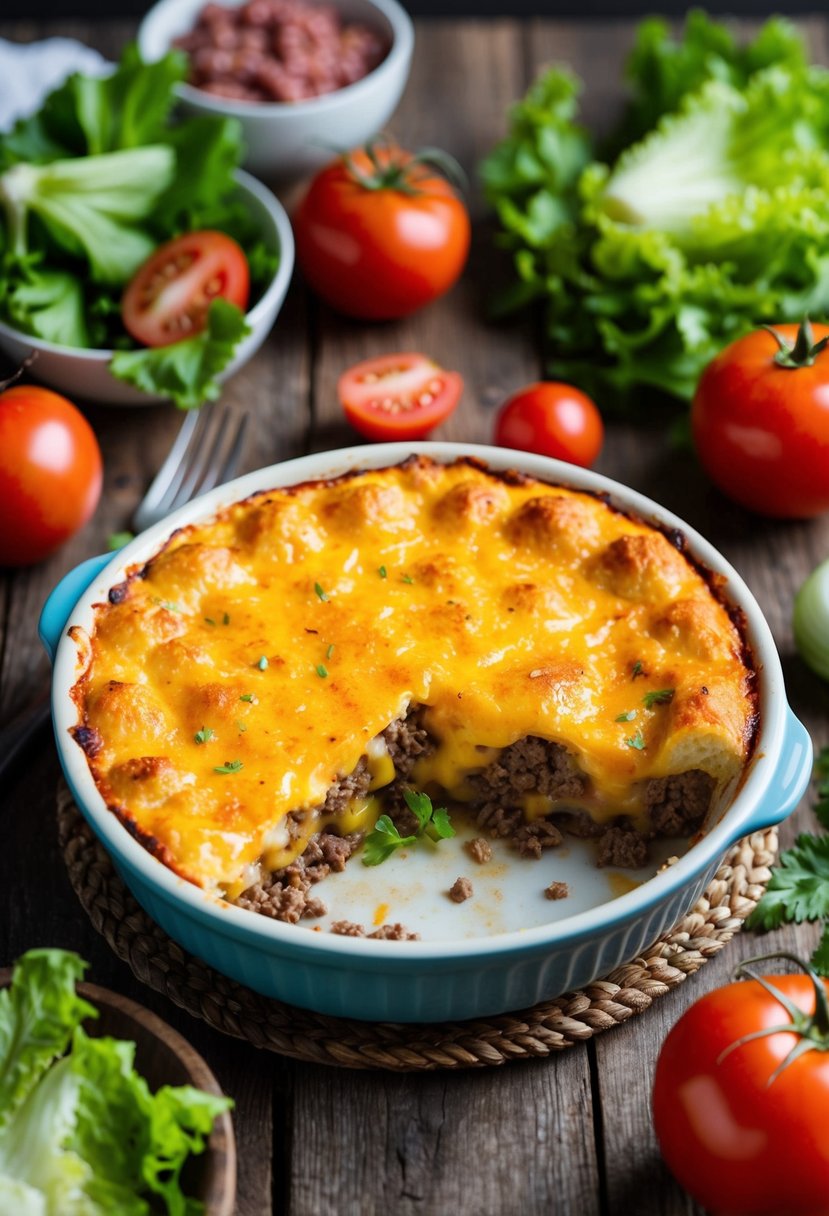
[122, 231, 250, 348]
[338, 353, 463, 441]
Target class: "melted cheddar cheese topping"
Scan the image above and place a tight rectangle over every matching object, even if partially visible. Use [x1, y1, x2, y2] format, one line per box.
[70, 457, 756, 895]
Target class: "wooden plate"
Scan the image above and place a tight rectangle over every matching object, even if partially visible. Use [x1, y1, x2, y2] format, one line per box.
[0, 970, 236, 1216]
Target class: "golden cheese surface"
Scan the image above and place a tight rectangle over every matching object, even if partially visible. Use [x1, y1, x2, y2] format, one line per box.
[71, 457, 756, 894]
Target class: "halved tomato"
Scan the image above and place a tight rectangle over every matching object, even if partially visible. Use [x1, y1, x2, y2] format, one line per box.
[122, 231, 250, 348]
[338, 353, 463, 441]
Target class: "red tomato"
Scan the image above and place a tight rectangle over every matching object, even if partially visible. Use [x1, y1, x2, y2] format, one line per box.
[653, 967, 829, 1216]
[493, 382, 604, 467]
[294, 143, 471, 320]
[0, 385, 102, 566]
[121, 230, 250, 348]
[338, 353, 463, 441]
[691, 321, 829, 518]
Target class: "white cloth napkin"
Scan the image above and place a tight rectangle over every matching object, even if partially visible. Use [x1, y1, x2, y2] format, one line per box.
[0, 37, 109, 132]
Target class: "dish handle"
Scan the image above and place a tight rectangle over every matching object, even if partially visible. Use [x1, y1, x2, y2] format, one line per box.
[39, 552, 111, 662]
[730, 709, 813, 840]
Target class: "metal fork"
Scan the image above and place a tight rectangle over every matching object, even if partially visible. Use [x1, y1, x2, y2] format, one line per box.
[0, 403, 250, 782]
[132, 402, 250, 532]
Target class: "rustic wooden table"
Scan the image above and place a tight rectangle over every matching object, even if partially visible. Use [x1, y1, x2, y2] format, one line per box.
[2, 14, 828, 1215]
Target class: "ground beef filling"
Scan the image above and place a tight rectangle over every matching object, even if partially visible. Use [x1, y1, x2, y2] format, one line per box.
[236, 715, 717, 928]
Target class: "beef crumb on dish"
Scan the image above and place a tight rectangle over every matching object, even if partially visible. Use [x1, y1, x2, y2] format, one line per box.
[330, 920, 420, 941]
[449, 876, 473, 903]
[466, 837, 492, 864]
[174, 0, 389, 104]
[544, 880, 569, 901]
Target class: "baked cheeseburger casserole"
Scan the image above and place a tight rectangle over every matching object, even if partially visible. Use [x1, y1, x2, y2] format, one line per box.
[69, 456, 758, 930]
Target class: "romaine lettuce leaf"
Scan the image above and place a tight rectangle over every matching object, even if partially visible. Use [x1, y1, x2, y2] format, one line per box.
[481, 13, 829, 408]
[0, 950, 94, 1130]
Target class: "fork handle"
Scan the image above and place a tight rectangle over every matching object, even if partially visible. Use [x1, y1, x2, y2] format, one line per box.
[39, 552, 111, 661]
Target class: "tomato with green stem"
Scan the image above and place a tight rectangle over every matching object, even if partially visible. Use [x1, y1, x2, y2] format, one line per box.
[653, 953, 829, 1216]
[294, 140, 471, 320]
[691, 319, 829, 518]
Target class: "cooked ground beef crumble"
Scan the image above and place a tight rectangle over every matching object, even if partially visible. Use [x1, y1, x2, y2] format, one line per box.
[235, 706, 718, 932]
[544, 881, 569, 901]
[449, 876, 473, 903]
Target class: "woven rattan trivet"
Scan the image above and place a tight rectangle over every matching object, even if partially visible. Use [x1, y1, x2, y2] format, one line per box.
[57, 782, 777, 1072]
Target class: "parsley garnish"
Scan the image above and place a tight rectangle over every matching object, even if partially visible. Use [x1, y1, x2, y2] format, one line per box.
[615, 710, 637, 723]
[401, 574, 414, 585]
[239, 693, 255, 703]
[378, 566, 387, 579]
[194, 727, 214, 745]
[626, 731, 646, 751]
[214, 760, 243, 774]
[107, 530, 134, 551]
[314, 582, 328, 601]
[362, 790, 454, 866]
[236, 720, 247, 733]
[643, 688, 674, 709]
[749, 747, 829, 976]
[204, 617, 216, 626]
[161, 601, 181, 613]
[631, 660, 644, 679]
[326, 643, 335, 660]
[316, 664, 328, 678]
[222, 612, 231, 625]
[256, 655, 269, 671]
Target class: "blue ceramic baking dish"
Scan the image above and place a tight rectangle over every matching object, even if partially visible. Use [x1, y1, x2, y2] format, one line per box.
[41, 443, 812, 1023]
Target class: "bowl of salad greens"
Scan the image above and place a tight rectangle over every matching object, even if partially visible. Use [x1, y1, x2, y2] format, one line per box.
[0, 948, 235, 1215]
[0, 46, 294, 409]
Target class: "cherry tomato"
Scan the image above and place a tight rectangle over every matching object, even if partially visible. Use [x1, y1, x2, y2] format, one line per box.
[338, 352, 463, 441]
[294, 143, 471, 320]
[121, 230, 250, 348]
[691, 320, 829, 518]
[493, 382, 604, 467]
[0, 385, 103, 566]
[653, 964, 829, 1216]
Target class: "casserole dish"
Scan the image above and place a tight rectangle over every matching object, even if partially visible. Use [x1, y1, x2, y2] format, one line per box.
[41, 442, 812, 1022]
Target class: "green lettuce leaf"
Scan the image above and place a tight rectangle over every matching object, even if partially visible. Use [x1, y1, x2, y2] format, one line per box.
[110, 298, 251, 409]
[481, 13, 829, 409]
[0, 951, 232, 1216]
[2, 261, 89, 347]
[0, 950, 94, 1131]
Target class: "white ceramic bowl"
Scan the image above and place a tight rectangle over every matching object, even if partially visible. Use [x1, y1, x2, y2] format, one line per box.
[0, 170, 294, 407]
[138, 0, 415, 180]
[41, 443, 812, 1022]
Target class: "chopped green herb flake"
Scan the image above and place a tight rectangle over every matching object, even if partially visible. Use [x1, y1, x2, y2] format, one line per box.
[626, 731, 646, 751]
[107, 530, 134, 551]
[214, 760, 243, 774]
[239, 693, 255, 703]
[326, 643, 335, 660]
[643, 688, 675, 709]
[378, 566, 387, 578]
[615, 710, 637, 723]
[631, 661, 644, 679]
[236, 720, 247, 733]
[222, 612, 231, 625]
[162, 601, 181, 613]
[194, 727, 214, 745]
[257, 655, 269, 671]
[401, 574, 414, 585]
[204, 617, 216, 626]
[314, 582, 328, 601]
[316, 664, 328, 678]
